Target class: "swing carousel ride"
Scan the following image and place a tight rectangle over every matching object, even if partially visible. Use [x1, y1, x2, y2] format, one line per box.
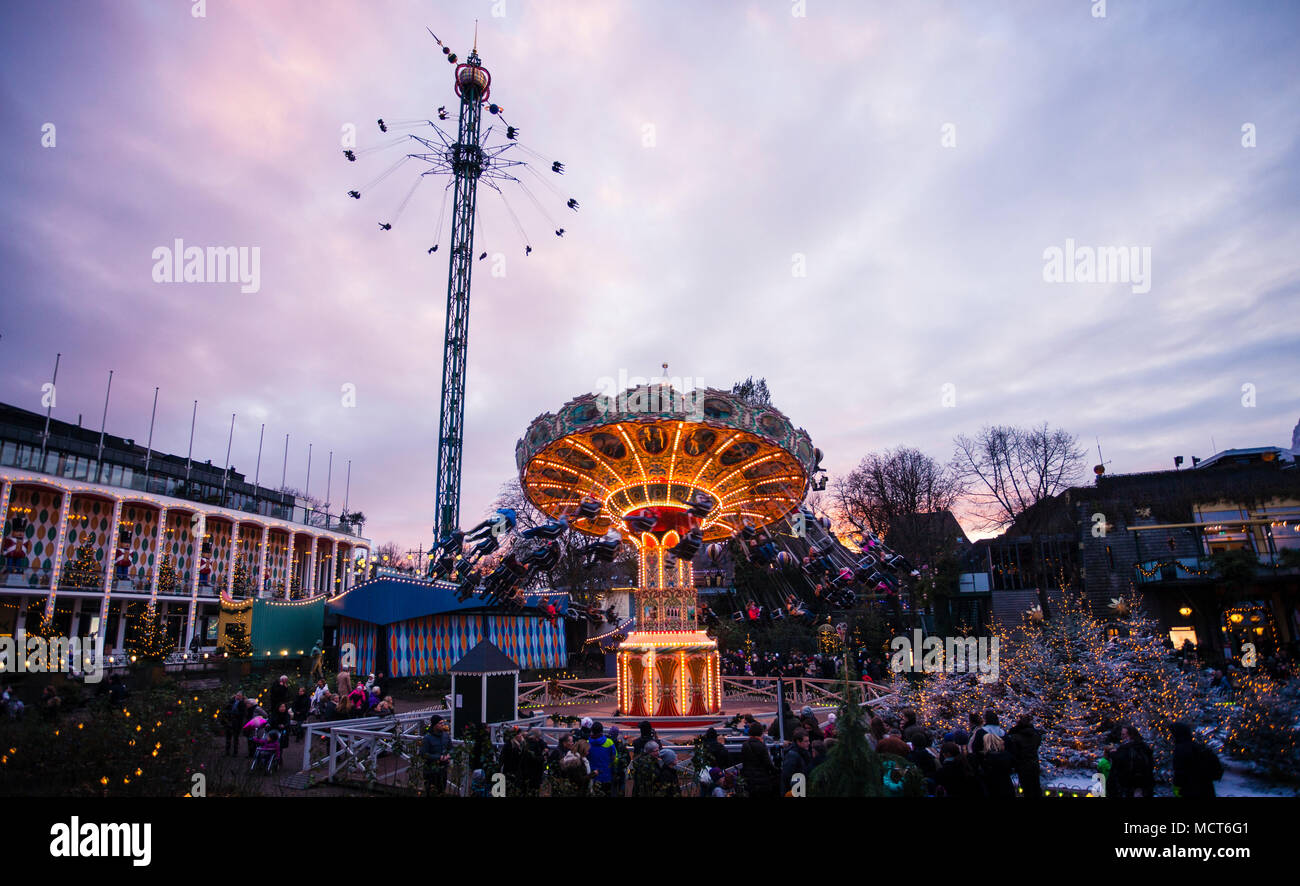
[513, 383, 916, 718]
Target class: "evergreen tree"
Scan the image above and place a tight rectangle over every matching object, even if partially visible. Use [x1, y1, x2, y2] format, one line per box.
[29, 610, 58, 640]
[225, 617, 252, 657]
[1101, 594, 1205, 776]
[1224, 669, 1300, 781]
[64, 539, 101, 589]
[156, 554, 178, 594]
[231, 557, 250, 597]
[127, 602, 174, 663]
[810, 659, 884, 796]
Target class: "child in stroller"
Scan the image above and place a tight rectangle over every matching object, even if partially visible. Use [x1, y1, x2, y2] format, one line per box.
[247, 719, 283, 774]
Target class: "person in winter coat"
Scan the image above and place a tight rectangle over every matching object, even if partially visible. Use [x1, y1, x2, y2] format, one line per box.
[607, 725, 629, 797]
[769, 703, 801, 743]
[632, 720, 657, 757]
[421, 715, 453, 796]
[979, 733, 1016, 798]
[740, 723, 779, 797]
[798, 706, 825, 741]
[561, 739, 592, 795]
[630, 741, 663, 797]
[587, 721, 617, 795]
[935, 741, 984, 798]
[1110, 724, 1156, 798]
[1171, 721, 1223, 798]
[522, 728, 548, 795]
[1004, 714, 1043, 798]
[905, 728, 938, 781]
[223, 691, 245, 756]
[268, 675, 290, 714]
[781, 728, 813, 794]
[270, 703, 292, 749]
[697, 727, 732, 769]
[656, 748, 682, 797]
[968, 711, 1005, 775]
[500, 727, 528, 794]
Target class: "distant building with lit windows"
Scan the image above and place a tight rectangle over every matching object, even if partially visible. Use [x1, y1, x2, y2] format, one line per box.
[972, 441, 1300, 658]
[0, 402, 371, 656]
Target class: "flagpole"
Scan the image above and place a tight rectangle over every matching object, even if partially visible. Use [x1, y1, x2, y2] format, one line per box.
[254, 423, 265, 487]
[220, 412, 235, 503]
[38, 352, 60, 467]
[185, 400, 197, 487]
[96, 370, 114, 468]
[143, 386, 159, 485]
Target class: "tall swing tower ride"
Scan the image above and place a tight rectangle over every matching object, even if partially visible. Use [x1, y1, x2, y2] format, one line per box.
[434, 46, 491, 540]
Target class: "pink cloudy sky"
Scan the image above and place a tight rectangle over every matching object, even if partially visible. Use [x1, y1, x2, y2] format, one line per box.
[2, 0, 1299, 552]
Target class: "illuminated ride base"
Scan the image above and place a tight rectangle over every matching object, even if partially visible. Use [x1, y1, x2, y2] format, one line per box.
[516, 385, 820, 721]
[616, 509, 722, 716]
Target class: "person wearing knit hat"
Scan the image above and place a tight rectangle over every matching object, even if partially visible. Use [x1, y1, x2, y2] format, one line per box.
[656, 748, 682, 797]
[421, 714, 452, 796]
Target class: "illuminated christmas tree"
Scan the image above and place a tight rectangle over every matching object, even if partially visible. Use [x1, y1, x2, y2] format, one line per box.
[225, 617, 252, 657]
[63, 539, 101, 589]
[127, 602, 174, 663]
[1099, 592, 1205, 777]
[1224, 669, 1300, 781]
[231, 557, 250, 597]
[156, 554, 178, 594]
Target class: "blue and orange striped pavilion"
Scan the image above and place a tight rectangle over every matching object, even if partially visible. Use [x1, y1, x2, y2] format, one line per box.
[328, 576, 568, 676]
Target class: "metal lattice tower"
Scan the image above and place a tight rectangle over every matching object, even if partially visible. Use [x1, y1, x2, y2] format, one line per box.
[348, 28, 574, 544]
[434, 49, 490, 539]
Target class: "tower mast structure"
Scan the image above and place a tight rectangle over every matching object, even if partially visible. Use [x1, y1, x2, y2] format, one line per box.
[435, 46, 492, 539]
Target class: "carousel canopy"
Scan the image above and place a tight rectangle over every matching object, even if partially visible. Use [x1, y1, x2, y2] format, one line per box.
[516, 385, 817, 541]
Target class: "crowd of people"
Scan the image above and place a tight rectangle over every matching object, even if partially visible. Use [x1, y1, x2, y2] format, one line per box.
[222, 670, 397, 759]
[414, 698, 1229, 798]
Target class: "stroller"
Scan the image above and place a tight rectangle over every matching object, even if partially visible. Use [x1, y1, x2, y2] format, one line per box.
[250, 726, 284, 775]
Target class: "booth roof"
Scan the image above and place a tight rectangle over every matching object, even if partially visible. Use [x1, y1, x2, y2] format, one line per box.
[328, 578, 568, 626]
[450, 640, 521, 674]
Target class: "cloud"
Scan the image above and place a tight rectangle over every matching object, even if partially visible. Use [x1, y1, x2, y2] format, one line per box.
[0, 0, 1297, 547]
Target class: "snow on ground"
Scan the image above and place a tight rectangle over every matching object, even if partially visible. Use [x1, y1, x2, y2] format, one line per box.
[1042, 761, 1299, 797]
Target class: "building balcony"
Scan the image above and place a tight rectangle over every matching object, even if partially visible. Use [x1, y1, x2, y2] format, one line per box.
[2, 568, 52, 590]
[1134, 557, 1216, 583]
[1134, 553, 1300, 584]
